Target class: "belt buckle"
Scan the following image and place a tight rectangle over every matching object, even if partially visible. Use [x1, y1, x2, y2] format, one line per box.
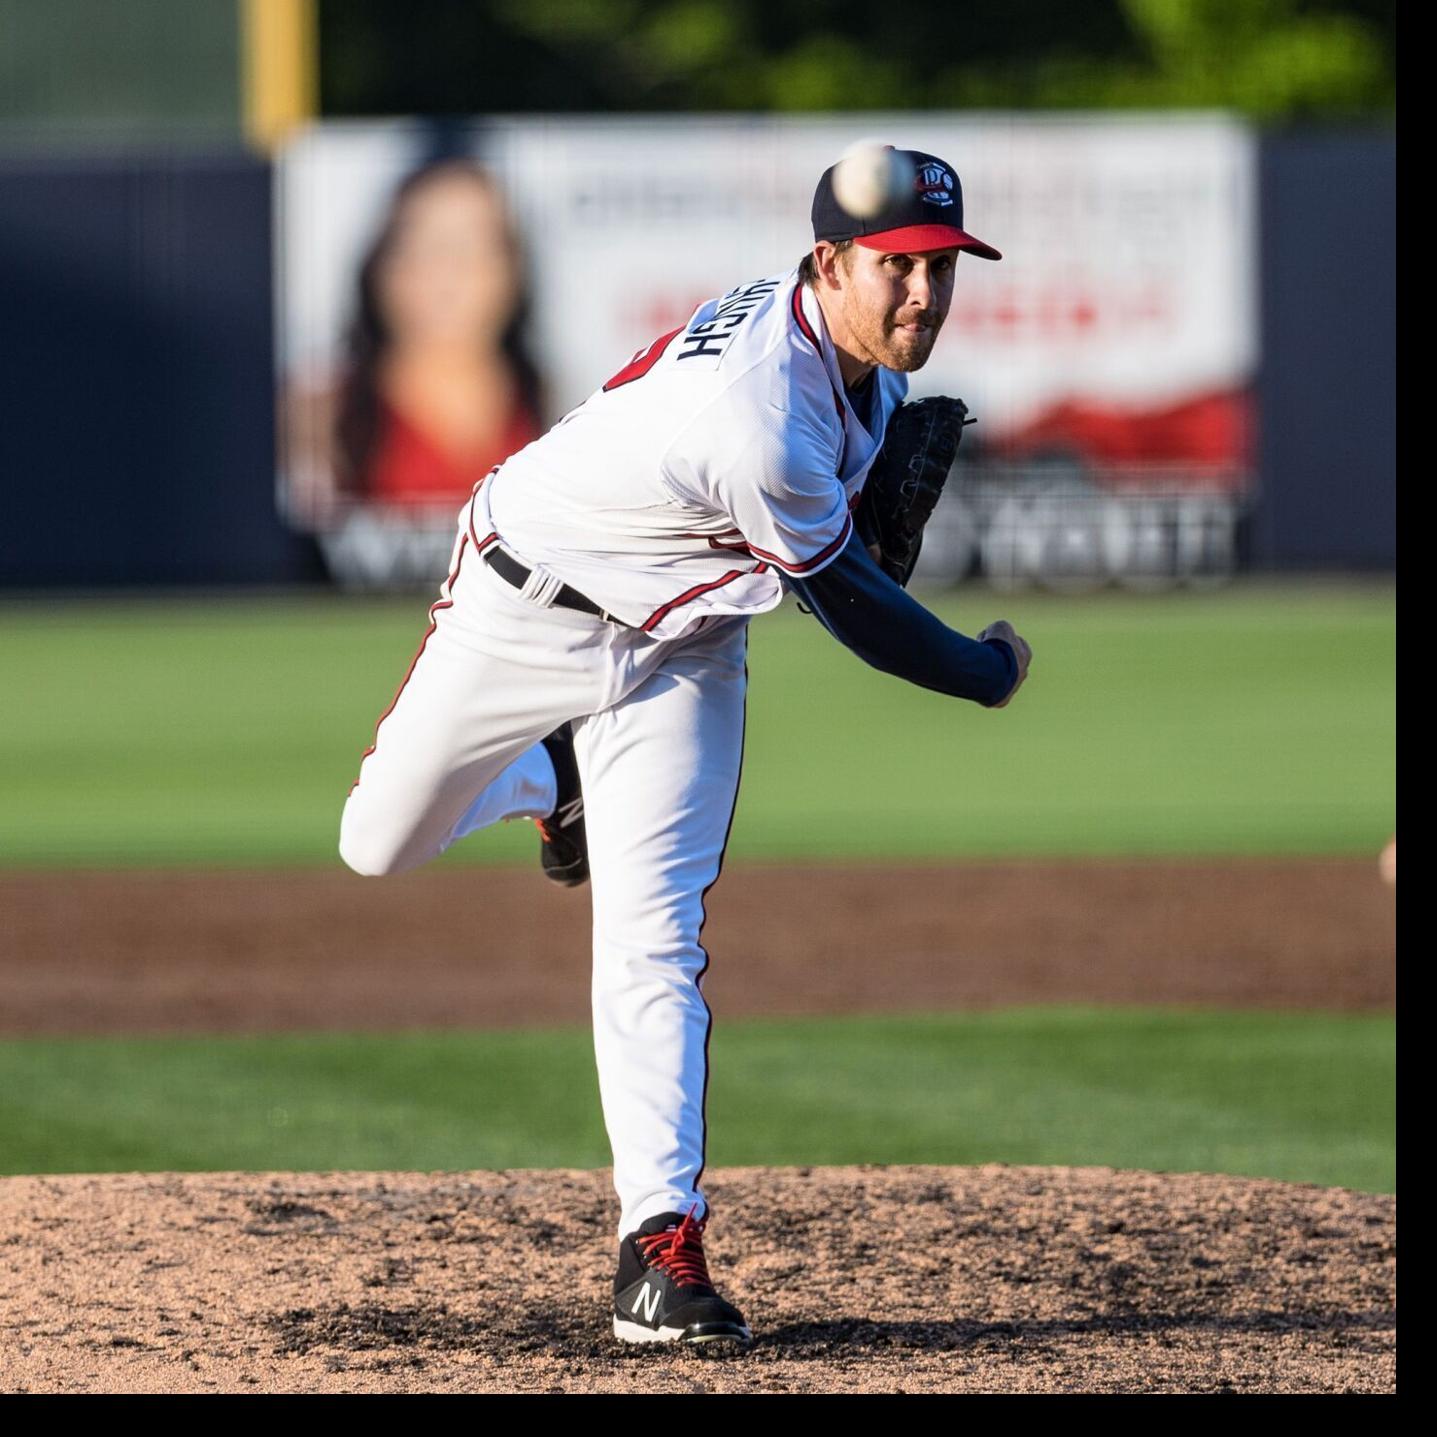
[511, 555, 564, 610]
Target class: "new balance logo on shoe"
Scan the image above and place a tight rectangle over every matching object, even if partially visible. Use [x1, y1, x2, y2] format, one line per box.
[632, 1282, 661, 1322]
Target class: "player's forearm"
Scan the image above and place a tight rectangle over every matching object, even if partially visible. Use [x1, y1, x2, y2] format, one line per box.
[783, 531, 1018, 706]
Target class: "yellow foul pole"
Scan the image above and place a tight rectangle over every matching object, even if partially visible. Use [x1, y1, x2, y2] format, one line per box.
[241, 0, 318, 151]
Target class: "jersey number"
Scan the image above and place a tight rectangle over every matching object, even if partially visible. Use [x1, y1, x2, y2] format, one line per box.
[602, 327, 682, 391]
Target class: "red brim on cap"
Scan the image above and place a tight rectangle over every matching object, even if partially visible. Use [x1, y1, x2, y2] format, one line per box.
[854, 223, 1002, 261]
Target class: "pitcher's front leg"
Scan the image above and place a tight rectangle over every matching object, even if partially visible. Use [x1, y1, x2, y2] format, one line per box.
[577, 621, 749, 1241]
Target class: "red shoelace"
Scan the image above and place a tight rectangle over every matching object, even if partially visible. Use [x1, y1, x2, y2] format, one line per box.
[534, 817, 554, 843]
[636, 1206, 713, 1290]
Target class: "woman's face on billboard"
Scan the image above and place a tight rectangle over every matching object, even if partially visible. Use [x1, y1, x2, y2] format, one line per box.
[378, 169, 520, 347]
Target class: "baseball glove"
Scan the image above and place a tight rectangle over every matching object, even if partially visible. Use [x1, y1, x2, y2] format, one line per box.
[854, 396, 973, 588]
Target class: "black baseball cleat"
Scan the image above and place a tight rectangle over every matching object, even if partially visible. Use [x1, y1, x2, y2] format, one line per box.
[613, 1206, 753, 1348]
[536, 723, 588, 887]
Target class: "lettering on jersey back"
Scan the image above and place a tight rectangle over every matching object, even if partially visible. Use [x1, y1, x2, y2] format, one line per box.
[676, 278, 780, 366]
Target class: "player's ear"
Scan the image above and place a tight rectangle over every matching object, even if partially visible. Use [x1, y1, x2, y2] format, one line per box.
[812, 241, 844, 290]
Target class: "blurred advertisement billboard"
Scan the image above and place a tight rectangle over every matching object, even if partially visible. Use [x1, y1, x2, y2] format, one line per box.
[277, 114, 1256, 590]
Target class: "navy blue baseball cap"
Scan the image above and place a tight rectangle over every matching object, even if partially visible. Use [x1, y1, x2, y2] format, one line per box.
[813, 147, 1002, 261]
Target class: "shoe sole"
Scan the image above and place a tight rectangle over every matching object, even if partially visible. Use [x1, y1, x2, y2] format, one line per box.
[539, 838, 588, 887]
[542, 865, 589, 888]
[613, 1316, 753, 1348]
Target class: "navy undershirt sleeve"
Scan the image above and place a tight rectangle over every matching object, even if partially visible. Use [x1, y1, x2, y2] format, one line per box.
[781, 528, 1019, 707]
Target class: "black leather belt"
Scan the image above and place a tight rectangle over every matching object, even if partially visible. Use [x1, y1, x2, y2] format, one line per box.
[483, 544, 632, 626]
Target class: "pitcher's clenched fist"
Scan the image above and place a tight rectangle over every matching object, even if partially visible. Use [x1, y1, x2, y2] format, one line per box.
[977, 620, 1032, 708]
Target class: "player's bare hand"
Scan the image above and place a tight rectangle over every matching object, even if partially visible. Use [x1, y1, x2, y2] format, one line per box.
[977, 620, 1032, 708]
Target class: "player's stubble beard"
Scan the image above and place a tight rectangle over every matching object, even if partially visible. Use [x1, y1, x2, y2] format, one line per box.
[841, 292, 943, 374]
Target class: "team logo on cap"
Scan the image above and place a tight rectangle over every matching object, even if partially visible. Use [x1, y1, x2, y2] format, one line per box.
[915, 163, 956, 207]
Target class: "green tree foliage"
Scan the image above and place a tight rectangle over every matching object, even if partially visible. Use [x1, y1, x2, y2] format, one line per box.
[319, 0, 1393, 120]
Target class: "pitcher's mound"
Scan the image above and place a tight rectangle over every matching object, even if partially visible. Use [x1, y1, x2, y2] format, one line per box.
[0, 1165, 1393, 1394]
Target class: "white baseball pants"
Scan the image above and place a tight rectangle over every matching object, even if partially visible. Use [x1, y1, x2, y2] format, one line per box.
[338, 520, 749, 1240]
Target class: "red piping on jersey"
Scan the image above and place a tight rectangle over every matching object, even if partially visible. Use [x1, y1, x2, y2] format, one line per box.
[467, 508, 498, 555]
[789, 281, 850, 469]
[349, 530, 471, 794]
[465, 469, 501, 554]
[640, 565, 767, 633]
[672, 526, 746, 541]
[745, 511, 853, 575]
[790, 281, 821, 349]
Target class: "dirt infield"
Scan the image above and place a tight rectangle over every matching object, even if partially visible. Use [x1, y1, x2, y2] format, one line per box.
[0, 1165, 1394, 1394]
[0, 858, 1394, 1036]
[0, 859, 1395, 1392]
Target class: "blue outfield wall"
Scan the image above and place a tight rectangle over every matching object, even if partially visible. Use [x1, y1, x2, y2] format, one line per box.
[0, 134, 1395, 589]
[1250, 130, 1396, 571]
[0, 152, 323, 588]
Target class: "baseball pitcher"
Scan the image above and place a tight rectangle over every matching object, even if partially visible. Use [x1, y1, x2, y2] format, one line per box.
[339, 146, 1032, 1348]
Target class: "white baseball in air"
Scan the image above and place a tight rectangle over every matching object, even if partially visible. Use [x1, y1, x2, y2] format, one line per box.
[831, 142, 911, 220]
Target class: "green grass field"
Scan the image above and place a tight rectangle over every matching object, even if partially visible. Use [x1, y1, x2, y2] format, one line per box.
[0, 1008, 1395, 1192]
[0, 580, 1396, 866]
[0, 582, 1395, 1191]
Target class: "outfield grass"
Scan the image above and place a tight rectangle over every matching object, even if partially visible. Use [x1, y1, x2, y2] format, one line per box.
[0, 1007, 1395, 1193]
[0, 581, 1394, 866]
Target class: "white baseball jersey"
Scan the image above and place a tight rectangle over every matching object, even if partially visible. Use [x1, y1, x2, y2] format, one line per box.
[472, 265, 909, 640]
